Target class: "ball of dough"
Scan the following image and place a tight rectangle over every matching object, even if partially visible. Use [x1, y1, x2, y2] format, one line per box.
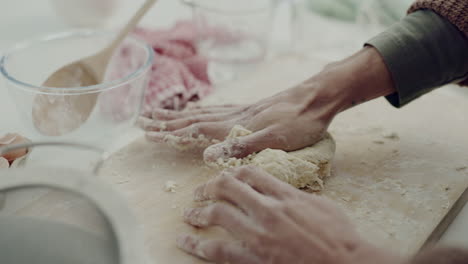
[208, 125, 336, 192]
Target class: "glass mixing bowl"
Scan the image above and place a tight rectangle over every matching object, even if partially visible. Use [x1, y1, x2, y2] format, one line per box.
[181, 0, 273, 84]
[0, 30, 154, 149]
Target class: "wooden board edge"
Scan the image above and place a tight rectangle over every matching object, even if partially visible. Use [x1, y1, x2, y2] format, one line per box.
[419, 187, 468, 252]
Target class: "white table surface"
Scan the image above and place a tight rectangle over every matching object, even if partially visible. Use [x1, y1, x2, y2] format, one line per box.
[0, 0, 467, 252]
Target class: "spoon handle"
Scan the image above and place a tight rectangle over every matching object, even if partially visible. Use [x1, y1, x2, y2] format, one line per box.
[105, 0, 158, 56]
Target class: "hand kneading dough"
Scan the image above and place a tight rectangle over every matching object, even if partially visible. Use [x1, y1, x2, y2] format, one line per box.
[209, 125, 336, 192]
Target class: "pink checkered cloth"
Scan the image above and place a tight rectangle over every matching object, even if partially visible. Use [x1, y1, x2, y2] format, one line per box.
[104, 20, 247, 119]
[133, 21, 214, 113]
[105, 20, 214, 118]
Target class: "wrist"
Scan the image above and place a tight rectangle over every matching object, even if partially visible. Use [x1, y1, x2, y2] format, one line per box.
[332, 47, 396, 111]
[300, 47, 396, 116]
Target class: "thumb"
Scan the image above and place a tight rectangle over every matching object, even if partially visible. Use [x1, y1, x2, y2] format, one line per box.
[203, 129, 285, 163]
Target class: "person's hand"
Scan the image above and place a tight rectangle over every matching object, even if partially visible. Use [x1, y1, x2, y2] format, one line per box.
[140, 47, 395, 162]
[140, 82, 335, 162]
[177, 166, 403, 264]
[0, 133, 30, 168]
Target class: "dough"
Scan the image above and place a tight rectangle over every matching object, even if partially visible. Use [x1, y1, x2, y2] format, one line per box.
[208, 125, 336, 192]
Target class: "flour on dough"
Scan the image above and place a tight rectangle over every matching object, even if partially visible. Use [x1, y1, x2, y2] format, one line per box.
[209, 125, 336, 192]
[163, 134, 220, 151]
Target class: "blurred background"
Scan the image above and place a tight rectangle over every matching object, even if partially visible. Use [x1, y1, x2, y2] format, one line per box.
[3, 0, 467, 142]
[0, 0, 413, 54]
[0, 0, 414, 138]
[1, 0, 468, 250]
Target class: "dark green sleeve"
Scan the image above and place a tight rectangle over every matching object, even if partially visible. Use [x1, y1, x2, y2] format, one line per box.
[366, 10, 468, 108]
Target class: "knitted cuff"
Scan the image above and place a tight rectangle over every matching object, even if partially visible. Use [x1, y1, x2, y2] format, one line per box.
[408, 0, 468, 38]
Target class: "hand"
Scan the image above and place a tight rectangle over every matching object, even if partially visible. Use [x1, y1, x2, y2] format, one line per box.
[0, 133, 30, 165]
[140, 83, 335, 162]
[140, 47, 395, 162]
[177, 166, 403, 264]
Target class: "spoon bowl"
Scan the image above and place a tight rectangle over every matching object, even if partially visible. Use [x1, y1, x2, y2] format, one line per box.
[34, 0, 157, 136]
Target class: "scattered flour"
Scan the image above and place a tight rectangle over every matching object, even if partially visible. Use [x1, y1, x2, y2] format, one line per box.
[164, 181, 178, 193]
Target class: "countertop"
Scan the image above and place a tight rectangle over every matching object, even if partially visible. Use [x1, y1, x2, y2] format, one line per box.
[0, 0, 467, 251]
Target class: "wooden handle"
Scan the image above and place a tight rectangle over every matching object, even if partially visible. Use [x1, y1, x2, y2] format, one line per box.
[105, 0, 158, 56]
[419, 187, 468, 251]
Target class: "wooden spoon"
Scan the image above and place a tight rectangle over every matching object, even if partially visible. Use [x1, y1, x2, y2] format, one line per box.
[33, 0, 158, 136]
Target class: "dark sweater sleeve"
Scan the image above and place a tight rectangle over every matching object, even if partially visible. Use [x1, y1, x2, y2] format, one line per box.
[365, 10, 468, 108]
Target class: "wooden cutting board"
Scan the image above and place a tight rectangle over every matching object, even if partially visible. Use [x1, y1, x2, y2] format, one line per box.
[7, 56, 468, 263]
[96, 56, 468, 262]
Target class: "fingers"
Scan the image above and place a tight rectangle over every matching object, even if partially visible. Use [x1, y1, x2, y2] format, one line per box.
[232, 166, 298, 199]
[140, 110, 152, 118]
[146, 122, 230, 143]
[138, 116, 165, 131]
[143, 114, 234, 132]
[305, 195, 350, 218]
[161, 115, 225, 132]
[177, 235, 259, 264]
[183, 203, 257, 237]
[152, 105, 241, 121]
[185, 104, 241, 110]
[204, 128, 288, 162]
[193, 170, 266, 213]
[199, 167, 296, 201]
[146, 131, 205, 150]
